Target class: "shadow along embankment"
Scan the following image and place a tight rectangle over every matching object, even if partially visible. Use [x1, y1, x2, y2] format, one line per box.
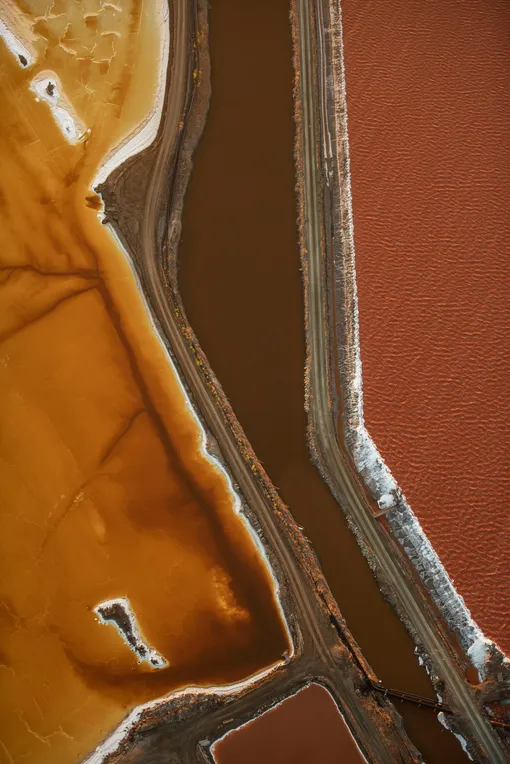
[177, 0, 467, 760]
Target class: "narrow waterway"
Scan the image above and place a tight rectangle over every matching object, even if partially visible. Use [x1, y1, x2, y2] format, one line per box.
[178, 0, 468, 760]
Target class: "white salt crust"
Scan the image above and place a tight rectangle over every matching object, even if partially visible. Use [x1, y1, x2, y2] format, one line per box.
[332, 4, 508, 676]
[0, 16, 34, 67]
[30, 73, 87, 144]
[94, 597, 168, 669]
[1, 4, 291, 760]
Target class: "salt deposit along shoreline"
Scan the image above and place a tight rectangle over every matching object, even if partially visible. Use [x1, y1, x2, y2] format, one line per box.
[334, 0, 509, 673]
[296, 0, 508, 759]
[90, 0, 428, 761]
[84, 1, 295, 759]
[0, 1, 292, 762]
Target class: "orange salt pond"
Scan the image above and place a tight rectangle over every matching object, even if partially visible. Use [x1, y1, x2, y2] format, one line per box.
[212, 684, 367, 764]
[341, 0, 510, 657]
[0, 2, 287, 763]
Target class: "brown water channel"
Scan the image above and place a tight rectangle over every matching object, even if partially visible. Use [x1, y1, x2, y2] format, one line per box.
[177, 0, 468, 761]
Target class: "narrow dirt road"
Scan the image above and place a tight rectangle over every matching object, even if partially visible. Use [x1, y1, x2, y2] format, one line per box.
[297, 0, 507, 761]
[98, 0, 418, 761]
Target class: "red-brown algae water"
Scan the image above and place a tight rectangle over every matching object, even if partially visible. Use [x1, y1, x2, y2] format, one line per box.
[340, 0, 510, 657]
[0, 2, 288, 762]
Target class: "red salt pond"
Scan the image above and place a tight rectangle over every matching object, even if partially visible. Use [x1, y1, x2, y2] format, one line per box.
[341, 0, 510, 656]
[212, 684, 367, 764]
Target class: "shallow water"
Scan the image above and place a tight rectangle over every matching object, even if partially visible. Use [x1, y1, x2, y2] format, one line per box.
[178, 0, 468, 760]
[341, 0, 510, 659]
[0, 2, 287, 762]
[213, 684, 367, 764]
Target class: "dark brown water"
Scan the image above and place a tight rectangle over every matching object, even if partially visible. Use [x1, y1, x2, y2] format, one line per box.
[212, 684, 367, 764]
[178, 0, 468, 760]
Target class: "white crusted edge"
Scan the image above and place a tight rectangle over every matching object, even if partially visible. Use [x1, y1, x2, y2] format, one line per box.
[438, 712, 474, 760]
[86, 1, 293, 757]
[1, 2, 292, 760]
[94, 597, 169, 669]
[0, 15, 34, 68]
[210, 682, 368, 762]
[93, 0, 171, 188]
[332, 0, 508, 679]
[30, 72, 88, 144]
[83, 658, 286, 764]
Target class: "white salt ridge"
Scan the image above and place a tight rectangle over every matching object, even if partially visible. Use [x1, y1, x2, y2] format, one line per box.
[467, 636, 492, 681]
[0, 17, 34, 67]
[105, 225, 291, 635]
[83, 661, 286, 764]
[1, 4, 290, 763]
[93, 0, 170, 189]
[85, 226, 293, 761]
[84, 2, 292, 758]
[84, 707, 143, 764]
[93, 0, 291, 651]
[438, 712, 474, 760]
[1, 16, 85, 142]
[30, 74, 87, 144]
[377, 492, 396, 511]
[350, 411, 489, 672]
[94, 596, 168, 669]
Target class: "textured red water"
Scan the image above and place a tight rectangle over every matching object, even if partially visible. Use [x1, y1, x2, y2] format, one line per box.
[341, 0, 510, 655]
[212, 684, 367, 764]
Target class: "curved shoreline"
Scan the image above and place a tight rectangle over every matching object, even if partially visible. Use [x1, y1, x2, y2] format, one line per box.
[328, 0, 508, 678]
[296, 0, 508, 760]
[93, 1, 420, 762]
